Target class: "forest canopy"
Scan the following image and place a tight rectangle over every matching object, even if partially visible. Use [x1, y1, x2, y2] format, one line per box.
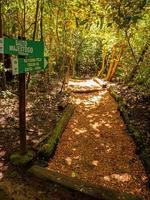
[0, 0, 150, 89]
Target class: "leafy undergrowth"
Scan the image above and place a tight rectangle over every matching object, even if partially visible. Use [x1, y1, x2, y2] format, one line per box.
[0, 75, 68, 162]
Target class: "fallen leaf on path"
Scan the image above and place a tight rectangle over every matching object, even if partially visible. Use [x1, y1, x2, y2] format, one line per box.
[104, 176, 111, 181]
[65, 157, 72, 166]
[111, 173, 131, 182]
[92, 160, 99, 166]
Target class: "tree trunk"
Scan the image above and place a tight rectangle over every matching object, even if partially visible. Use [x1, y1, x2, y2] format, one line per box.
[40, 0, 44, 41]
[127, 43, 149, 82]
[98, 48, 106, 77]
[125, 30, 138, 65]
[109, 44, 125, 81]
[22, 0, 26, 37]
[0, 1, 6, 90]
[72, 38, 85, 77]
[106, 45, 116, 81]
[33, 0, 39, 41]
[26, 0, 39, 89]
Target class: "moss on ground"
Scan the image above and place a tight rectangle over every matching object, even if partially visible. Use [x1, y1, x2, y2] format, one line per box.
[10, 150, 35, 167]
[38, 104, 75, 159]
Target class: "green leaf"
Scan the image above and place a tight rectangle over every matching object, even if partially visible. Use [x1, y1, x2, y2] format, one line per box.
[71, 171, 76, 178]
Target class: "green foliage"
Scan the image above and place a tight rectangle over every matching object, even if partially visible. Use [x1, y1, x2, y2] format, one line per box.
[0, 63, 3, 72]
[135, 66, 150, 87]
[103, 0, 147, 29]
[0, 90, 15, 98]
[1, 0, 150, 86]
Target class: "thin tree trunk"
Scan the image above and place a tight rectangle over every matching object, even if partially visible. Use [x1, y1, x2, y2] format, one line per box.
[0, 1, 6, 90]
[40, 0, 44, 41]
[22, 0, 26, 37]
[127, 42, 149, 82]
[125, 30, 138, 65]
[26, 0, 39, 89]
[55, 6, 61, 68]
[33, 0, 39, 40]
[98, 48, 106, 77]
[109, 44, 125, 81]
[125, 29, 150, 82]
[106, 45, 116, 81]
[60, 5, 68, 92]
[72, 38, 85, 77]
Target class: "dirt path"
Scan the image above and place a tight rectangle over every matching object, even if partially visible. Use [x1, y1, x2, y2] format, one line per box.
[47, 80, 150, 199]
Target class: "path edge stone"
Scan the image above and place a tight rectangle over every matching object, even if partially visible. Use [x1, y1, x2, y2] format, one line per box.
[28, 165, 142, 200]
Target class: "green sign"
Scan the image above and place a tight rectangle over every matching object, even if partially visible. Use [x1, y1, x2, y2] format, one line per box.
[0, 38, 44, 57]
[12, 57, 48, 75]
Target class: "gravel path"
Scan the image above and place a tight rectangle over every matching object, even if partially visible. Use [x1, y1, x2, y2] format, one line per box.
[47, 80, 150, 199]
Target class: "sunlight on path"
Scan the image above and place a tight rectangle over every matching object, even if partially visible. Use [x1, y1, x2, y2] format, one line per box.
[48, 80, 150, 199]
[68, 79, 100, 88]
[71, 90, 107, 107]
[67, 79, 105, 93]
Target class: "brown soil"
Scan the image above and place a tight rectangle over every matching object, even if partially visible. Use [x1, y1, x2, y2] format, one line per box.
[47, 80, 150, 199]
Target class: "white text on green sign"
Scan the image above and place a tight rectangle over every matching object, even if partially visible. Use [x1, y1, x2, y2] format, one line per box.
[0, 38, 44, 57]
[12, 57, 48, 75]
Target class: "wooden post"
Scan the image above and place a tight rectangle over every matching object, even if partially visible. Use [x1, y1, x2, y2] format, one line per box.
[19, 73, 26, 155]
[18, 36, 26, 155]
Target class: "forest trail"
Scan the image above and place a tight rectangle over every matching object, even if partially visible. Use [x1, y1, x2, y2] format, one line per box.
[47, 79, 150, 199]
